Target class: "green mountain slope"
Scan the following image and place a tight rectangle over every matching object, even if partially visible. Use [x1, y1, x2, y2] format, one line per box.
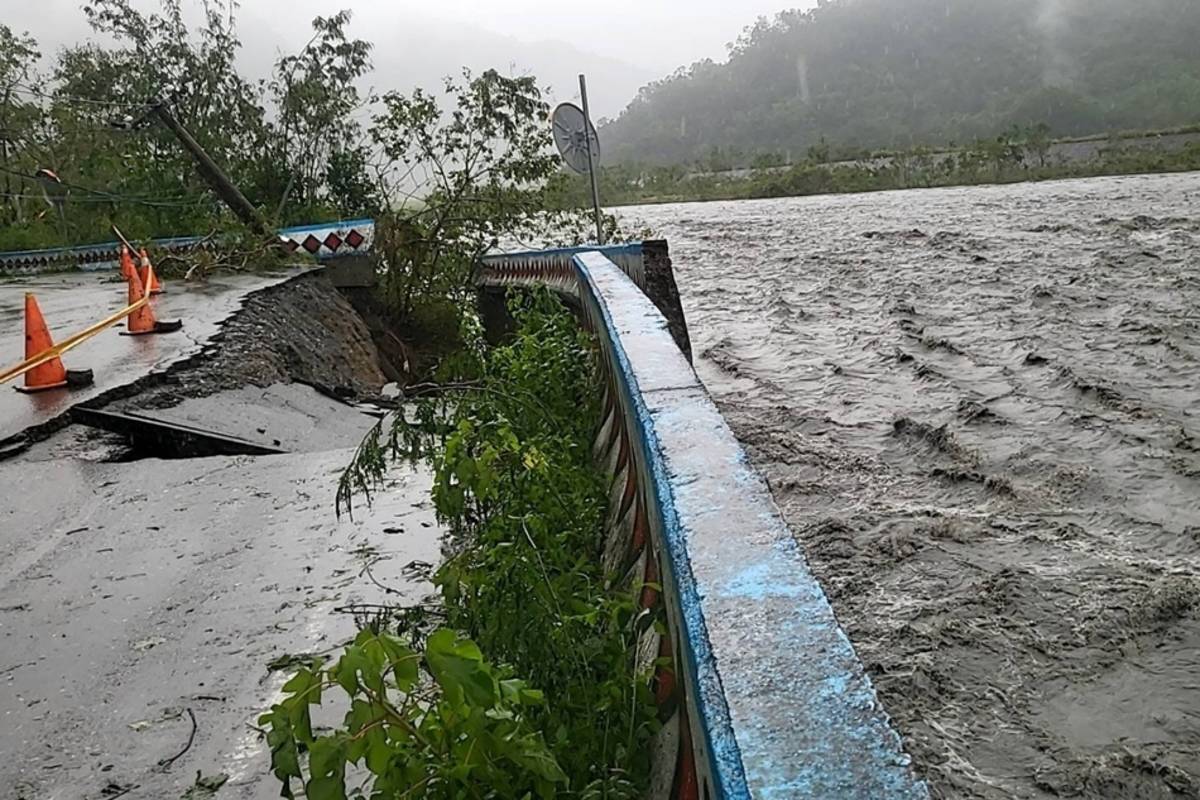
[600, 0, 1200, 166]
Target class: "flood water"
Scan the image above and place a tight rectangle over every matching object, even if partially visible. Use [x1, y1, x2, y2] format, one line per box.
[624, 173, 1200, 799]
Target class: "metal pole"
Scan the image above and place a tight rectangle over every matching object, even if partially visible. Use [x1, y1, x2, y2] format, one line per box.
[578, 74, 605, 246]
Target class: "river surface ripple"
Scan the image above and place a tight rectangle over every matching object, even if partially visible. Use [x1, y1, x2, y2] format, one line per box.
[624, 173, 1200, 799]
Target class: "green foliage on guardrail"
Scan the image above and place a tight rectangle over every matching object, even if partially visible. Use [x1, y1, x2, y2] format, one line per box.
[263, 291, 658, 798]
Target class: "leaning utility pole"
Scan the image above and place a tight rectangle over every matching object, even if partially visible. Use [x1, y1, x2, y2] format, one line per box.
[150, 101, 269, 236]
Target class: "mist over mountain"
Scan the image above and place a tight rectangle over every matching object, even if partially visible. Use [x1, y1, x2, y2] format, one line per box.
[237, 5, 659, 120]
[600, 0, 1200, 165]
[6, 0, 659, 119]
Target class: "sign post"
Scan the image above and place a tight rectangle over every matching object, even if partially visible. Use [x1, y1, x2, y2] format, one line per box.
[578, 74, 605, 246]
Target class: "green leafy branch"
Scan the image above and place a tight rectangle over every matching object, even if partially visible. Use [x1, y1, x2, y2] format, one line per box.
[260, 628, 566, 800]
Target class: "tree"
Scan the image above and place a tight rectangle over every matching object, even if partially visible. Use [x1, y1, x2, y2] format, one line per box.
[807, 137, 831, 164]
[1024, 122, 1053, 169]
[0, 25, 42, 228]
[0, 1, 388, 249]
[0, 2, 619, 262]
[268, 11, 376, 222]
[29, 0, 271, 243]
[368, 69, 600, 321]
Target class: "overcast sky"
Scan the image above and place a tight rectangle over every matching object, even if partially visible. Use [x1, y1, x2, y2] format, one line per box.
[363, 0, 797, 72]
[7, 0, 812, 118]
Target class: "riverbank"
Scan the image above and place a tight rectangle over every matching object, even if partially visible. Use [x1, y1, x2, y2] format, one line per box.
[563, 128, 1200, 207]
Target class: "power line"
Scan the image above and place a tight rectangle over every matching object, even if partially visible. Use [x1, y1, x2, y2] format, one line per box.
[0, 167, 192, 200]
[0, 124, 140, 137]
[0, 166, 209, 208]
[9, 83, 152, 110]
[0, 190, 205, 207]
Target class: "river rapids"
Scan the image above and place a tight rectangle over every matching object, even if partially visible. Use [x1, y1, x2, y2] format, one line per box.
[624, 172, 1200, 799]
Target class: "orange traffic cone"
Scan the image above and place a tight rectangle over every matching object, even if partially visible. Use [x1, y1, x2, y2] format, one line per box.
[124, 266, 157, 334]
[138, 249, 164, 294]
[121, 265, 182, 336]
[119, 246, 136, 282]
[16, 293, 68, 393]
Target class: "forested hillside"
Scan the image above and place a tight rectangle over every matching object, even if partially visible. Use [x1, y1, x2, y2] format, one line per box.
[600, 0, 1200, 166]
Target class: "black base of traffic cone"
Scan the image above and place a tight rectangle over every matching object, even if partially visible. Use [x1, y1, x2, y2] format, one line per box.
[14, 367, 96, 393]
[120, 319, 183, 336]
[14, 380, 68, 394]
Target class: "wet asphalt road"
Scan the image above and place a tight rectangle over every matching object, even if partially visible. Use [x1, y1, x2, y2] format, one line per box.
[0, 264, 436, 799]
[0, 268, 313, 443]
[1, 433, 441, 800]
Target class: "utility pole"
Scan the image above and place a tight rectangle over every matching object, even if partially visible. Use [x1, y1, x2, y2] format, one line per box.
[578, 74, 605, 246]
[151, 101, 268, 236]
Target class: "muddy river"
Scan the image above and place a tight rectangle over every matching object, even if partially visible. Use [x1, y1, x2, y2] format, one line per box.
[624, 173, 1200, 799]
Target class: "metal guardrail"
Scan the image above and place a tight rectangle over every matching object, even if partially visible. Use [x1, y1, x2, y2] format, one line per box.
[0, 218, 376, 275]
[480, 242, 649, 290]
[477, 250, 928, 799]
[478, 240, 693, 362]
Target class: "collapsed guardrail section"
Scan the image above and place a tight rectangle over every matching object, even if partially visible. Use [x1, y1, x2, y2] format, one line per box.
[477, 249, 928, 799]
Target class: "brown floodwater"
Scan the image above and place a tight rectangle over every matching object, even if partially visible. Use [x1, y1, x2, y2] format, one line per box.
[624, 173, 1200, 799]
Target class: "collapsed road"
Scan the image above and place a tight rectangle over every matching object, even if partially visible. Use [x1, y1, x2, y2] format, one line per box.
[0, 268, 315, 451]
[0, 269, 445, 799]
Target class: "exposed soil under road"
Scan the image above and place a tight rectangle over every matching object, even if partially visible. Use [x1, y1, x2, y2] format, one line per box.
[113, 270, 388, 412]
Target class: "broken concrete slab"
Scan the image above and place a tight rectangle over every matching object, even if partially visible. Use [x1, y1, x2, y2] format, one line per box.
[70, 382, 382, 458]
[118, 383, 382, 454]
[72, 406, 287, 458]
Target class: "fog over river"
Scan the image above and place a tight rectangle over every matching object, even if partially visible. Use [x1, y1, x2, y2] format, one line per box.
[624, 173, 1200, 799]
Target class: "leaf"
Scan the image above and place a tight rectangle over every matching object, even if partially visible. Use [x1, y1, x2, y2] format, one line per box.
[376, 634, 419, 691]
[499, 679, 544, 707]
[260, 706, 303, 788]
[306, 775, 346, 800]
[425, 629, 497, 709]
[281, 666, 322, 702]
[284, 685, 318, 743]
[506, 738, 568, 784]
[308, 736, 344, 780]
[333, 646, 367, 695]
[365, 733, 392, 775]
[521, 448, 546, 471]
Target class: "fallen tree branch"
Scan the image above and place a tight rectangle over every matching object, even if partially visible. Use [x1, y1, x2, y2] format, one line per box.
[157, 708, 197, 770]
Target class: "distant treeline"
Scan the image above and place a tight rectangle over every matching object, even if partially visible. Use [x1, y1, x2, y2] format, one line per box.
[555, 126, 1200, 206]
[599, 0, 1200, 167]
